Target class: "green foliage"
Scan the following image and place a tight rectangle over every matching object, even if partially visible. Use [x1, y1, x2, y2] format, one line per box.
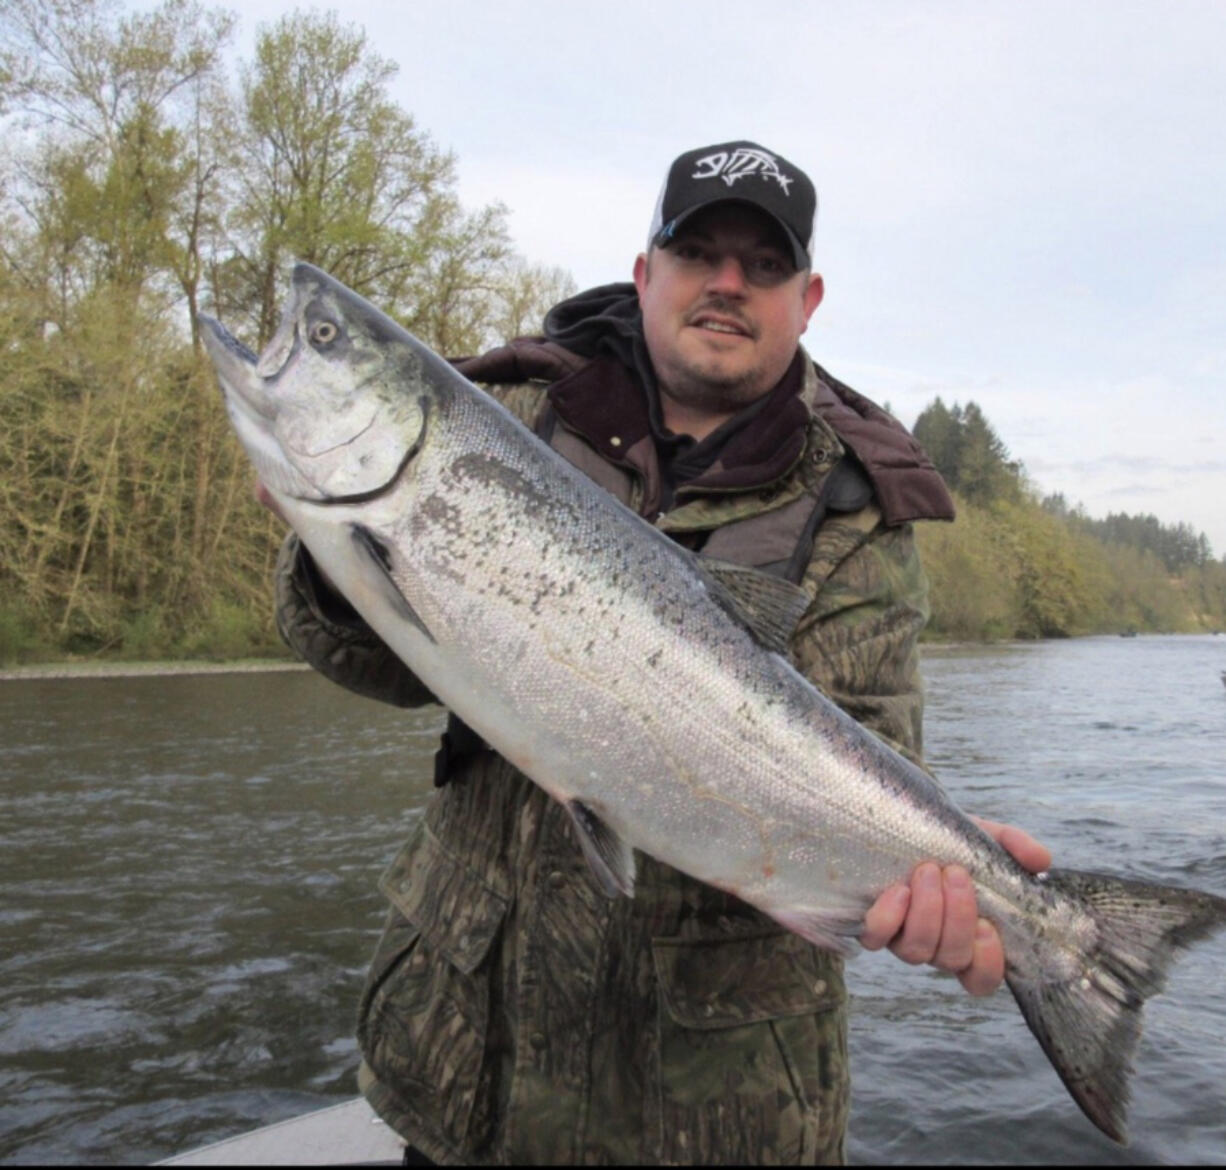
[0, 602, 49, 665]
[1066, 507, 1211, 573]
[177, 595, 281, 660]
[117, 606, 170, 659]
[0, 0, 576, 662]
[992, 499, 1094, 638]
[231, 10, 457, 343]
[912, 503, 1019, 641]
[914, 397, 1023, 506]
[909, 389, 1226, 640]
[918, 476, 1226, 642]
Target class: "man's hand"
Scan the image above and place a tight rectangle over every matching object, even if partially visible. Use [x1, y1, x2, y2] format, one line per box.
[860, 818, 1052, 996]
[256, 481, 289, 524]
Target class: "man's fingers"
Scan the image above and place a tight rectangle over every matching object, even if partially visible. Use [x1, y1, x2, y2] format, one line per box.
[877, 862, 1007, 996]
[864, 815, 1048, 996]
[861, 883, 910, 951]
[972, 817, 1052, 874]
[930, 866, 977, 973]
[254, 481, 289, 525]
[889, 862, 943, 964]
[957, 919, 1005, 996]
[997, 824, 1052, 873]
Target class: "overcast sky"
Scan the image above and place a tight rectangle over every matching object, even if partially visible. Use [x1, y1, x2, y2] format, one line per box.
[225, 0, 1226, 555]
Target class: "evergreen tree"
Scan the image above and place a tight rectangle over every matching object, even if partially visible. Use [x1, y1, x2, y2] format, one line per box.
[956, 402, 1020, 505]
[913, 396, 1020, 504]
[913, 396, 961, 485]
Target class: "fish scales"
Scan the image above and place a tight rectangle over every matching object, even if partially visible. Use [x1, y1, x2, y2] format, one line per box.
[383, 373, 982, 916]
[201, 262, 1226, 1145]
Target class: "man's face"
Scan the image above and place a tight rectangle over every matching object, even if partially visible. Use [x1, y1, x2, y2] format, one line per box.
[633, 204, 824, 421]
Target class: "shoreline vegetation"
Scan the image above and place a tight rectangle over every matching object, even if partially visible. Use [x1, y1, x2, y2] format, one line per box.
[2, 2, 1224, 670]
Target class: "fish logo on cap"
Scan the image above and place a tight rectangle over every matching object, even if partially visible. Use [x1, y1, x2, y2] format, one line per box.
[691, 147, 794, 195]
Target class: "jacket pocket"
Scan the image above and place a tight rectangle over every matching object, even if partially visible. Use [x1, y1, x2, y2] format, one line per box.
[358, 822, 510, 1151]
[651, 929, 848, 1165]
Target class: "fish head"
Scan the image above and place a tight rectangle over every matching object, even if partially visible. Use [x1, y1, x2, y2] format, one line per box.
[200, 263, 438, 503]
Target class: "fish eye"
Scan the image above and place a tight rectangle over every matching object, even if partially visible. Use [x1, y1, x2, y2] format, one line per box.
[309, 320, 339, 346]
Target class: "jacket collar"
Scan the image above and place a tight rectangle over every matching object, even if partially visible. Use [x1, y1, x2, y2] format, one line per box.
[804, 358, 956, 524]
[547, 350, 810, 496]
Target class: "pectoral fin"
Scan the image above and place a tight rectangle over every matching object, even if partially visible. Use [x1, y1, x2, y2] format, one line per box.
[566, 800, 636, 898]
[349, 524, 435, 644]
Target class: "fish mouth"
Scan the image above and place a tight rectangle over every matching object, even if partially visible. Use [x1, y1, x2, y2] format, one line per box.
[199, 315, 279, 420]
[199, 313, 323, 501]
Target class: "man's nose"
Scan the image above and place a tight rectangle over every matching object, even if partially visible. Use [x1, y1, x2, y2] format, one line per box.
[705, 253, 749, 297]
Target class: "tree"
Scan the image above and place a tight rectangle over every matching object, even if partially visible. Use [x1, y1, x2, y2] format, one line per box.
[913, 397, 1021, 505]
[913, 397, 961, 486]
[1, 0, 235, 305]
[488, 259, 577, 344]
[0, 0, 239, 643]
[227, 11, 463, 346]
[957, 402, 1020, 505]
[0, 1, 581, 659]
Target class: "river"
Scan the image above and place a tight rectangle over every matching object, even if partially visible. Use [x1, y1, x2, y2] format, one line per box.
[1, 635, 1224, 1164]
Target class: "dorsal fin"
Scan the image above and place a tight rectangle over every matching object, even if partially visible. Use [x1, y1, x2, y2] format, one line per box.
[698, 558, 811, 654]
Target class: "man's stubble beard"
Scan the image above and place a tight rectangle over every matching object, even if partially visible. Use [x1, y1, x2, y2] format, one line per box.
[653, 290, 777, 415]
[656, 354, 774, 417]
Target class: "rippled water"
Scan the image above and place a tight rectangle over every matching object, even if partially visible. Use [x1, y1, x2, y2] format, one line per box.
[845, 635, 1226, 1165]
[2, 635, 1224, 1164]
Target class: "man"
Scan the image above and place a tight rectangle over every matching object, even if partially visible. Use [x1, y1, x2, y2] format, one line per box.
[269, 141, 1049, 1164]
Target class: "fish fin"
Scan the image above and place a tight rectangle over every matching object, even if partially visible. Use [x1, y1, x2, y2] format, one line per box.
[566, 800, 636, 899]
[348, 524, 436, 644]
[697, 558, 811, 655]
[768, 906, 862, 958]
[1007, 868, 1226, 1146]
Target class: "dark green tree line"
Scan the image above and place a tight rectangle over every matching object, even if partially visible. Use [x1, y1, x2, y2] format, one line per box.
[913, 396, 1024, 506]
[1043, 496, 1214, 573]
[913, 406, 1225, 640]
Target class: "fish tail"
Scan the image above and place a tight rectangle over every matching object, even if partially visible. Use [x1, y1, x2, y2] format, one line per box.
[1005, 868, 1226, 1145]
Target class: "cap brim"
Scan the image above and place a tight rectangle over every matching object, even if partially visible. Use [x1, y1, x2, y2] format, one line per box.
[652, 199, 811, 271]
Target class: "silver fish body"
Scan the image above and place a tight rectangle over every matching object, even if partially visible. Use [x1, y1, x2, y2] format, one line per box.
[201, 263, 1226, 1145]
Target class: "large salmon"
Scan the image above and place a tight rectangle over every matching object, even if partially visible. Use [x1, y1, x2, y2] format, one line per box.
[200, 263, 1226, 1144]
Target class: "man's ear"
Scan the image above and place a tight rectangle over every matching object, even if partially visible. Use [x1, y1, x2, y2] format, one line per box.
[633, 252, 649, 301]
[802, 272, 825, 325]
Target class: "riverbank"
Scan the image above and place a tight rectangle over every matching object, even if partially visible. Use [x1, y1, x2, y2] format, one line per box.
[6, 630, 1218, 682]
[0, 644, 1003, 681]
[0, 657, 309, 681]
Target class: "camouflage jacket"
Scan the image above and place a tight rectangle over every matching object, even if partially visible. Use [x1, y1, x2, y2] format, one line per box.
[274, 347, 950, 1165]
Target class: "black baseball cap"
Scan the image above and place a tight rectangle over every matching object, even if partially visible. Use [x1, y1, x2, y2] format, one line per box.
[647, 140, 817, 270]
